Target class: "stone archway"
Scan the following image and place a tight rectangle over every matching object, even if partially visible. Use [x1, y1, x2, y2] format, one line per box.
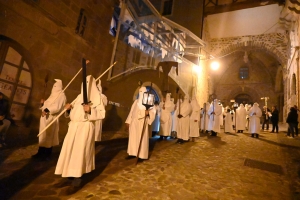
[209, 33, 287, 66]
[234, 94, 253, 105]
[228, 86, 260, 105]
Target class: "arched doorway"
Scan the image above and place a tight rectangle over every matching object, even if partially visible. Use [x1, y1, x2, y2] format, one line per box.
[234, 93, 253, 105]
[0, 37, 32, 124]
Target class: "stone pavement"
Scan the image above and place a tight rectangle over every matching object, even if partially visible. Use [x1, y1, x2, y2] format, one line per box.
[1, 123, 300, 200]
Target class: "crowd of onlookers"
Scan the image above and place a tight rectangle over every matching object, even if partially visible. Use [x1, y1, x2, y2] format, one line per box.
[151, 95, 300, 140]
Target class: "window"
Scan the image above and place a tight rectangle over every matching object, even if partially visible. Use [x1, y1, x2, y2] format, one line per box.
[0, 41, 32, 122]
[75, 9, 87, 37]
[292, 73, 296, 95]
[162, 0, 173, 16]
[239, 67, 249, 79]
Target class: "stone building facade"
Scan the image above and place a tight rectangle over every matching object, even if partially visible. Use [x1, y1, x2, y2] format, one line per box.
[202, 14, 288, 121]
[280, 0, 300, 120]
[0, 0, 209, 142]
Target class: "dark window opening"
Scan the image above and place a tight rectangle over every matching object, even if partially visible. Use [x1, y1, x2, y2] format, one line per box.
[292, 73, 296, 95]
[162, 0, 173, 16]
[75, 9, 87, 37]
[239, 67, 249, 79]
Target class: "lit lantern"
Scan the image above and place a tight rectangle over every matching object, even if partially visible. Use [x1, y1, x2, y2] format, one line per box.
[142, 92, 155, 110]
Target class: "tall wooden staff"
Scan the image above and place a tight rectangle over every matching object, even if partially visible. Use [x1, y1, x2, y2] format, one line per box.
[212, 100, 215, 121]
[136, 83, 154, 165]
[37, 61, 117, 137]
[203, 103, 206, 133]
[136, 114, 149, 165]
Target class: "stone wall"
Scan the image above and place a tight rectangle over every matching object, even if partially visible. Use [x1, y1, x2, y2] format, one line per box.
[0, 0, 210, 144]
[209, 33, 288, 65]
[0, 0, 117, 139]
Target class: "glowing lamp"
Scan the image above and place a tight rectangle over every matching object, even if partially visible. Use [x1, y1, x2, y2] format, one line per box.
[211, 61, 220, 70]
[142, 92, 155, 110]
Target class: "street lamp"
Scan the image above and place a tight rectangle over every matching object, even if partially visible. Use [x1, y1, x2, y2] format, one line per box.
[210, 61, 220, 71]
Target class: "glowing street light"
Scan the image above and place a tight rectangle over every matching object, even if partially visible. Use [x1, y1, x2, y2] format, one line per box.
[210, 61, 220, 70]
[193, 65, 202, 74]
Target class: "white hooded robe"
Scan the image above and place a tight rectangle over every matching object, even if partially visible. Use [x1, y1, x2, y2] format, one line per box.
[39, 79, 66, 148]
[126, 87, 155, 159]
[159, 93, 175, 136]
[224, 111, 234, 133]
[200, 102, 210, 131]
[189, 97, 200, 137]
[249, 103, 262, 134]
[207, 100, 222, 132]
[177, 95, 192, 140]
[94, 80, 107, 141]
[55, 75, 105, 177]
[151, 104, 160, 133]
[236, 104, 247, 131]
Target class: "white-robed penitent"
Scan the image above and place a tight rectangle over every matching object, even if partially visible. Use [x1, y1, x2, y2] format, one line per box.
[177, 95, 192, 141]
[189, 96, 200, 137]
[207, 99, 223, 133]
[94, 80, 107, 141]
[219, 104, 224, 126]
[172, 98, 180, 133]
[248, 103, 262, 133]
[151, 104, 160, 133]
[224, 109, 234, 133]
[235, 104, 247, 131]
[39, 79, 66, 148]
[55, 75, 105, 178]
[159, 93, 175, 136]
[200, 102, 210, 131]
[126, 87, 155, 159]
[245, 104, 251, 129]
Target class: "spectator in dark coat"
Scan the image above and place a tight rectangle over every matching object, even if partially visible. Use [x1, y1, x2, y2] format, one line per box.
[270, 106, 279, 133]
[0, 92, 11, 147]
[294, 105, 300, 136]
[286, 107, 298, 138]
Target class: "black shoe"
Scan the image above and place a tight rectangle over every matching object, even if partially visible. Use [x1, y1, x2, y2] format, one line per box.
[125, 155, 135, 160]
[210, 131, 217, 136]
[32, 147, 46, 159]
[176, 139, 182, 143]
[251, 134, 254, 137]
[255, 134, 259, 138]
[53, 179, 72, 188]
[158, 136, 163, 141]
[66, 185, 81, 195]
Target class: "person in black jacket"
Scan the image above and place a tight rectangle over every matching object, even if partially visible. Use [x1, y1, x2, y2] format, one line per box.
[262, 106, 270, 130]
[270, 106, 279, 133]
[286, 107, 298, 138]
[294, 105, 300, 136]
[0, 92, 11, 147]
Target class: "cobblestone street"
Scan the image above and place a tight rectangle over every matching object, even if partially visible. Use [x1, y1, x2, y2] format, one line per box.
[0, 123, 300, 200]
